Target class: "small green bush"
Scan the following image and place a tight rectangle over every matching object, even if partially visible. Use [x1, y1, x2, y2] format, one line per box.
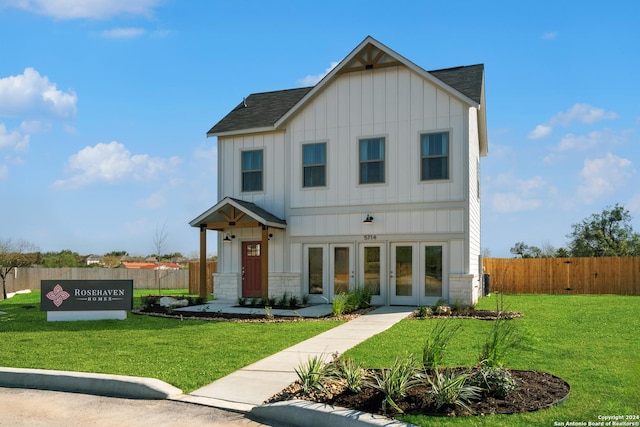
[426, 369, 482, 413]
[366, 352, 421, 414]
[417, 306, 433, 318]
[335, 357, 365, 393]
[468, 364, 518, 398]
[295, 355, 335, 394]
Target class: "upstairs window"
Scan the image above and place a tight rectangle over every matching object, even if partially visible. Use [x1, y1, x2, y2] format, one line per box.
[303, 143, 326, 187]
[421, 132, 449, 180]
[241, 149, 263, 192]
[359, 137, 385, 184]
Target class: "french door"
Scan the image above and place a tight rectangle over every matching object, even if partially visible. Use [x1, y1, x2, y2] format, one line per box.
[330, 244, 354, 298]
[390, 243, 418, 305]
[359, 243, 386, 306]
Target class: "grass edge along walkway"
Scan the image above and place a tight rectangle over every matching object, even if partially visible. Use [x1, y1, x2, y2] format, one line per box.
[342, 294, 640, 427]
[0, 290, 344, 393]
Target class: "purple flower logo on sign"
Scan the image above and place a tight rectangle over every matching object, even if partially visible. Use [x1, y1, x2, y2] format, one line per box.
[46, 284, 71, 307]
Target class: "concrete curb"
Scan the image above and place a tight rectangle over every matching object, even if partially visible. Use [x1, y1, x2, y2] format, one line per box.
[0, 367, 183, 400]
[250, 400, 414, 427]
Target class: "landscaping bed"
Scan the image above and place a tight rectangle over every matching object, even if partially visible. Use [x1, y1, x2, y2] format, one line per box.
[268, 367, 570, 417]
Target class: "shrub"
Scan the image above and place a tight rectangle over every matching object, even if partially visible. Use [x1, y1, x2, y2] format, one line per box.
[335, 357, 365, 393]
[468, 364, 518, 398]
[295, 355, 334, 394]
[426, 369, 482, 413]
[366, 353, 421, 414]
[140, 295, 158, 309]
[288, 295, 299, 309]
[422, 320, 462, 370]
[348, 286, 372, 309]
[332, 293, 348, 316]
[277, 292, 289, 308]
[237, 297, 247, 307]
[417, 306, 433, 318]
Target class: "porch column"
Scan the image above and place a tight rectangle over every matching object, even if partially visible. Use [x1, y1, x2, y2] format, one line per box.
[261, 225, 269, 299]
[199, 224, 207, 299]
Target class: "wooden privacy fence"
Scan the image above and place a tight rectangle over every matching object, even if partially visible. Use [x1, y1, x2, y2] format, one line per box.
[483, 257, 640, 295]
[4, 267, 189, 294]
[188, 261, 217, 295]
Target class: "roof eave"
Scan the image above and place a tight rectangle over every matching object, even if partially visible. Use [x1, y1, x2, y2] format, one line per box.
[207, 126, 278, 138]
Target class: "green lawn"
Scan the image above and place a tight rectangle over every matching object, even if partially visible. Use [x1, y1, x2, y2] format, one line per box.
[0, 290, 343, 392]
[343, 294, 640, 427]
[1, 291, 638, 426]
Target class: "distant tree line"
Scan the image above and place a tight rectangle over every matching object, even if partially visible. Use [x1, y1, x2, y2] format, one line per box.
[509, 204, 640, 258]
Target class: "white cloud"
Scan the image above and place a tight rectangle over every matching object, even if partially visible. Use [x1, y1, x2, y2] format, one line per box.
[3, 0, 160, 20]
[489, 175, 547, 213]
[577, 153, 635, 203]
[542, 31, 558, 40]
[101, 27, 146, 39]
[528, 124, 552, 140]
[137, 190, 166, 209]
[0, 164, 8, 180]
[0, 68, 77, 119]
[297, 61, 339, 86]
[528, 103, 618, 141]
[556, 129, 630, 152]
[550, 103, 618, 126]
[53, 141, 181, 189]
[0, 123, 30, 151]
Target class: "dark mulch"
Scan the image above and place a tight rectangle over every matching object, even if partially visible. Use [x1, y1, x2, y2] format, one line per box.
[132, 306, 374, 322]
[267, 368, 570, 418]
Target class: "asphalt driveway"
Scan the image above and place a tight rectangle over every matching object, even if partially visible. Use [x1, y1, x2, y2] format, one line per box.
[0, 387, 279, 427]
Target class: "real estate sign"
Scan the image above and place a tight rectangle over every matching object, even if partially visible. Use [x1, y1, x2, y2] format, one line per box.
[41, 280, 133, 321]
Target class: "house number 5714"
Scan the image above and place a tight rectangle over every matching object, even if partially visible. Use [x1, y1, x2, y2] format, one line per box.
[364, 235, 377, 240]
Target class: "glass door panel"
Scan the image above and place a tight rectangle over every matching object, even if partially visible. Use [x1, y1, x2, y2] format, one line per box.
[424, 245, 443, 298]
[332, 246, 352, 296]
[390, 243, 418, 305]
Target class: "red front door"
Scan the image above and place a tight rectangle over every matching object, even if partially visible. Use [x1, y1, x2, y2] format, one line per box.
[242, 241, 262, 298]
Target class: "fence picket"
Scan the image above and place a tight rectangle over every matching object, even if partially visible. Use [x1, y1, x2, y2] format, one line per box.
[483, 257, 640, 295]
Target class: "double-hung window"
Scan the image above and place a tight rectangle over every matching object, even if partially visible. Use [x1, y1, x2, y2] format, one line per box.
[302, 143, 326, 187]
[241, 149, 263, 192]
[359, 137, 385, 184]
[420, 132, 449, 180]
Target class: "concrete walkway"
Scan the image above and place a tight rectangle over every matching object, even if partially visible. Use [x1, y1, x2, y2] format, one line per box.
[173, 306, 415, 413]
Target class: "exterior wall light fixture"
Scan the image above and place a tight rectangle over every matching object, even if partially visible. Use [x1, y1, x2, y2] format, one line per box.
[363, 214, 374, 224]
[223, 233, 235, 242]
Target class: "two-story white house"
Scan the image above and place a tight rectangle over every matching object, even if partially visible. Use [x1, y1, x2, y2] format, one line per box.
[190, 36, 488, 307]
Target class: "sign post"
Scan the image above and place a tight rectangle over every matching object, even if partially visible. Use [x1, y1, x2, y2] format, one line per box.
[41, 280, 133, 321]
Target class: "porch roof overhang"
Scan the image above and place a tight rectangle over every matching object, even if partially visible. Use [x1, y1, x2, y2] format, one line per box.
[189, 197, 287, 230]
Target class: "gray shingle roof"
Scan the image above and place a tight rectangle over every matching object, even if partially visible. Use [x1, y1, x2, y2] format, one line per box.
[207, 64, 483, 136]
[429, 64, 484, 104]
[207, 87, 313, 135]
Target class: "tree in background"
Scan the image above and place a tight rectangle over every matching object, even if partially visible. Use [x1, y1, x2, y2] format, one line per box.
[510, 242, 542, 258]
[153, 220, 168, 261]
[0, 239, 40, 299]
[41, 249, 85, 267]
[567, 204, 640, 257]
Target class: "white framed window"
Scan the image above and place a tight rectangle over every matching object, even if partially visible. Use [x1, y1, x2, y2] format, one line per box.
[241, 149, 263, 192]
[302, 142, 326, 187]
[420, 132, 449, 180]
[359, 137, 385, 184]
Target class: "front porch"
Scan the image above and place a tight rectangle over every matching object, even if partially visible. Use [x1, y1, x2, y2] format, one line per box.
[189, 197, 287, 300]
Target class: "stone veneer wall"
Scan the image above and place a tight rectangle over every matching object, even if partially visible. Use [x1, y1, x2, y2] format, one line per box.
[213, 273, 302, 302]
[448, 273, 479, 306]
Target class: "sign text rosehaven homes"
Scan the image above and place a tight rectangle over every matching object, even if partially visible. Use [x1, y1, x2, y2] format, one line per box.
[41, 280, 133, 312]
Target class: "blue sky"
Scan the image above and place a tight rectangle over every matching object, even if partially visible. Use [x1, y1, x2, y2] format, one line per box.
[1, 0, 638, 258]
